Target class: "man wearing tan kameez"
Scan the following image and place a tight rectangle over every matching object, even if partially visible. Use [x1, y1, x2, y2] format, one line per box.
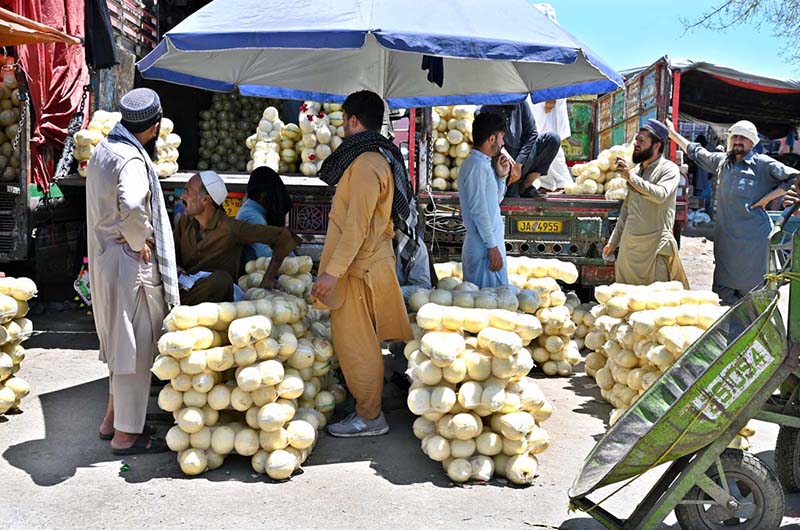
[603, 119, 689, 288]
[87, 88, 179, 454]
[312, 91, 414, 437]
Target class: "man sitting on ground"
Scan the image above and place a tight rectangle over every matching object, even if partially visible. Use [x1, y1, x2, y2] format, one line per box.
[174, 170, 300, 304]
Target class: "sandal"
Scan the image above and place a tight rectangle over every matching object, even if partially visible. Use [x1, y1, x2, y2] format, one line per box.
[520, 186, 542, 199]
[99, 423, 157, 441]
[111, 434, 169, 455]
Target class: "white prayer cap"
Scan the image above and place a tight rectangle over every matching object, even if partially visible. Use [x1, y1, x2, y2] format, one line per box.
[728, 120, 760, 146]
[198, 170, 228, 206]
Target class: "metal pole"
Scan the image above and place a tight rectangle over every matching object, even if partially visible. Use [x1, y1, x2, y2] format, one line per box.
[670, 70, 682, 162]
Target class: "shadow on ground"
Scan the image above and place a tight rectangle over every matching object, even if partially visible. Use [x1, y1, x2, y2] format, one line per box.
[2, 373, 455, 488]
[563, 365, 611, 439]
[2, 377, 174, 487]
[25, 308, 98, 350]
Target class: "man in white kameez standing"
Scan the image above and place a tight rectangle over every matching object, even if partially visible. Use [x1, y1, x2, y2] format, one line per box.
[87, 88, 180, 455]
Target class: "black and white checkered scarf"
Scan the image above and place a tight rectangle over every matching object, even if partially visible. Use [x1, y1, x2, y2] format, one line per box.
[318, 131, 419, 277]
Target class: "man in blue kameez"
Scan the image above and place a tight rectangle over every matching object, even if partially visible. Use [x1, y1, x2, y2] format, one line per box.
[669, 120, 799, 304]
[457, 112, 516, 288]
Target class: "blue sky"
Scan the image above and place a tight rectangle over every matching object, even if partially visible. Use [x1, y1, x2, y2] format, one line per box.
[546, 0, 797, 80]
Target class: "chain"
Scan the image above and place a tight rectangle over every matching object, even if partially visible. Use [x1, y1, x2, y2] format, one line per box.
[53, 84, 91, 182]
[11, 91, 26, 154]
[78, 83, 89, 114]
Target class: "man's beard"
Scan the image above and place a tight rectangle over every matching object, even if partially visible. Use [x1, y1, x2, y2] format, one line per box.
[145, 123, 161, 160]
[144, 137, 158, 160]
[632, 146, 654, 164]
[731, 143, 747, 156]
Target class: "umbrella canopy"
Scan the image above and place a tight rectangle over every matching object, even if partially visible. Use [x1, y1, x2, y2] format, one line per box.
[0, 7, 81, 47]
[138, 0, 622, 107]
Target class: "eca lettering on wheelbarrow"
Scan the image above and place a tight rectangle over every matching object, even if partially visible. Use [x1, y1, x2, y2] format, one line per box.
[691, 341, 774, 421]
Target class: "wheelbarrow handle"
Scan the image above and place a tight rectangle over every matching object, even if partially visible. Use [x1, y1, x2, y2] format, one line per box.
[770, 175, 800, 238]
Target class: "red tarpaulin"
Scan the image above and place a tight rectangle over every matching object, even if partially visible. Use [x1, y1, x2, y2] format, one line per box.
[3, 0, 88, 191]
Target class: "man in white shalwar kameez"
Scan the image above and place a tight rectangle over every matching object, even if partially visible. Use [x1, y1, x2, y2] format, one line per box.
[87, 88, 179, 454]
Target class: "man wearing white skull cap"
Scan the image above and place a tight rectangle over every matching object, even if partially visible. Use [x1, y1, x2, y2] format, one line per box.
[669, 120, 799, 304]
[175, 170, 300, 304]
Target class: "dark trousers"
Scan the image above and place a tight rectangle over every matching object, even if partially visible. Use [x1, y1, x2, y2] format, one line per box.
[505, 132, 561, 197]
[180, 270, 234, 305]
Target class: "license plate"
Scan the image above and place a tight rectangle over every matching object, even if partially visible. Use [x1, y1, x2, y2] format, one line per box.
[223, 197, 242, 218]
[516, 220, 563, 233]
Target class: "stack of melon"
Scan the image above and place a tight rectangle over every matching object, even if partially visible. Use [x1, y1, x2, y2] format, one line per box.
[154, 293, 345, 479]
[430, 105, 476, 191]
[582, 281, 759, 447]
[0, 72, 23, 182]
[0, 277, 36, 416]
[197, 93, 267, 172]
[74, 113, 181, 178]
[239, 255, 315, 304]
[506, 257, 583, 376]
[246, 105, 287, 174]
[73, 110, 120, 177]
[563, 143, 633, 200]
[406, 300, 552, 485]
[294, 101, 344, 177]
[583, 282, 722, 415]
[154, 118, 181, 178]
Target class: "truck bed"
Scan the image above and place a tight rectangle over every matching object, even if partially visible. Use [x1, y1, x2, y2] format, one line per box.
[419, 191, 622, 286]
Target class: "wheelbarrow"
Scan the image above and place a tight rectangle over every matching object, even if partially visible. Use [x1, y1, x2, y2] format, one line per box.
[568, 224, 800, 529]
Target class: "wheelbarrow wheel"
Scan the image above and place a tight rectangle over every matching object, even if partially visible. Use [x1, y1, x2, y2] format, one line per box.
[675, 449, 784, 530]
[775, 426, 800, 491]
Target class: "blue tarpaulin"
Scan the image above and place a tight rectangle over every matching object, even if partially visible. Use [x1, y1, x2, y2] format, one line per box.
[139, 0, 623, 106]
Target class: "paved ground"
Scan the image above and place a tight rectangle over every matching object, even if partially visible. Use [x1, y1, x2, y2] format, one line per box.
[2, 235, 800, 529]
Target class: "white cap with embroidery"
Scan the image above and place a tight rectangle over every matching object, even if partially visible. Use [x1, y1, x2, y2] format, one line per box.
[198, 170, 228, 206]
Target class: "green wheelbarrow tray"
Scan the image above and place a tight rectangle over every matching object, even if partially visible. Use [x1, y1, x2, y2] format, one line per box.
[570, 289, 788, 500]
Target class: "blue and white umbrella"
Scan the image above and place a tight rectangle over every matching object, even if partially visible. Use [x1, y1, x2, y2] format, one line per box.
[138, 0, 623, 107]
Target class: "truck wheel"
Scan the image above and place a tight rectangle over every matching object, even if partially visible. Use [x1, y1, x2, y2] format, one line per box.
[675, 449, 784, 530]
[775, 426, 800, 492]
[674, 224, 682, 249]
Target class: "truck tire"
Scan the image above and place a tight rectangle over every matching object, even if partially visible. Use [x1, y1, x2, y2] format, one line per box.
[674, 449, 784, 530]
[674, 223, 682, 249]
[775, 426, 800, 492]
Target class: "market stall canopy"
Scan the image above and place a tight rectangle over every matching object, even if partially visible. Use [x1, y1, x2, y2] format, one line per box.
[0, 7, 81, 46]
[137, 0, 623, 107]
[623, 57, 800, 138]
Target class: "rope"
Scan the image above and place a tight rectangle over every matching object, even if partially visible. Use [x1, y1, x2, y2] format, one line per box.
[765, 271, 800, 284]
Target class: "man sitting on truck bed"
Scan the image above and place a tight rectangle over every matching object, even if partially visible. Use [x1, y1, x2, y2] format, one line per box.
[175, 170, 300, 304]
[603, 119, 689, 288]
[458, 111, 513, 288]
[478, 98, 561, 199]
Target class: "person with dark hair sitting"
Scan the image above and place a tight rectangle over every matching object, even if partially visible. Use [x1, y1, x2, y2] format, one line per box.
[236, 166, 293, 264]
[457, 111, 513, 288]
[174, 170, 300, 304]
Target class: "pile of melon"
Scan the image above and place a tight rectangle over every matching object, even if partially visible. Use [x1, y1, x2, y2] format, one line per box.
[0, 277, 36, 416]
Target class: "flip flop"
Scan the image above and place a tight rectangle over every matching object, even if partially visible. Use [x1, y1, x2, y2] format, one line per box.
[520, 186, 542, 199]
[111, 434, 169, 456]
[99, 423, 157, 441]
